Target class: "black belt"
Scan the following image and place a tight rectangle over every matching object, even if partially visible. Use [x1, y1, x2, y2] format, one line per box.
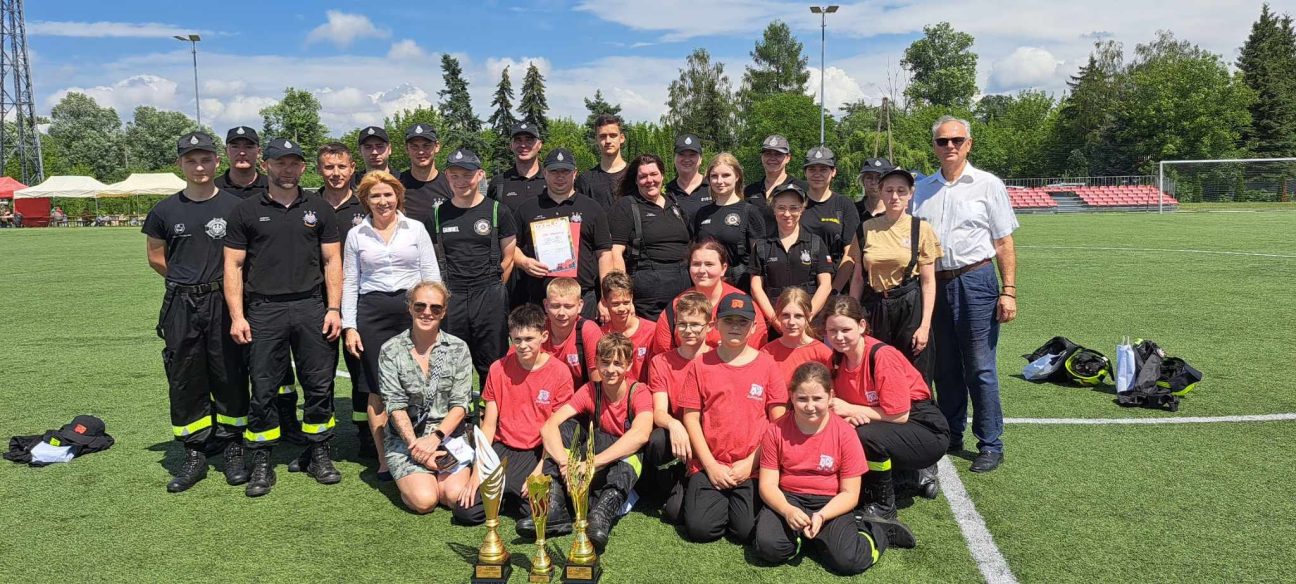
[166, 280, 222, 295]
[864, 277, 920, 299]
[247, 287, 320, 302]
[936, 258, 991, 281]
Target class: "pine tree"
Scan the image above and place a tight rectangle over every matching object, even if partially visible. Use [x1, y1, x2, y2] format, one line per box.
[664, 48, 739, 151]
[1237, 3, 1296, 157]
[583, 90, 622, 141]
[437, 54, 484, 155]
[518, 61, 550, 137]
[488, 66, 519, 169]
[737, 20, 810, 107]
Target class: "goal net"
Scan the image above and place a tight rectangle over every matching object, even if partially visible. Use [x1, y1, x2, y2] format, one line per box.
[1159, 158, 1296, 204]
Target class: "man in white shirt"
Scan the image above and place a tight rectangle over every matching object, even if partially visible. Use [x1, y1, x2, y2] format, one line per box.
[911, 115, 1018, 473]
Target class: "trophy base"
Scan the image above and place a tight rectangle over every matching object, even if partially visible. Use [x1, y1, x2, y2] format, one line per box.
[471, 562, 513, 584]
[528, 568, 554, 583]
[562, 562, 602, 583]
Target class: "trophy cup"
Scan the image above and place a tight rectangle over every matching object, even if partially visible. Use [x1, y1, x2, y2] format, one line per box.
[472, 430, 511, 584]
[563, 423, 602, 583]
[527, 474, 555, 583]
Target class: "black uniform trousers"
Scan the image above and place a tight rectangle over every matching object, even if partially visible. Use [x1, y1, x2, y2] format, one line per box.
[754, 492, 885, 576]
[863, 278, 933, 383]
[643, 427, 686, 524]
[543, 419, 642, 507]
[243, 294, 338, 448]
[444, 283, 508, 392]
[855, 400, 949, 472]
[682, 470, 759, 543]
[157, 284, 248, 449]
[452, 442, 571, 526]
[630, 261, 690, 322]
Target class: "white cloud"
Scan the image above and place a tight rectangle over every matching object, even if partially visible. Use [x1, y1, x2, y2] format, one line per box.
[203, 79, 246, 97]
[28, 20, 209, 38]
[988, 47, 1063, 92]
[48, 75, 180, 114]
[387, 39, 428, 60]
[806, 66, 872, 113]
[305, 10, 389, 48]
[574, 0, 789, 41]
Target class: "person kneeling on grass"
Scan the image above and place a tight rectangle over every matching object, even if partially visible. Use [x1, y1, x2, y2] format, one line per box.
[539, 333, 654, 552]
[378, 281, 475, 514]
[754, 362, 913, 574]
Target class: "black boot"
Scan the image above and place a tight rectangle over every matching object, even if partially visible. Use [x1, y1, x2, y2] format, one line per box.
[858, 468, 897, 520]
[222, 442, 249, 486]
[355, 421, 376, 459]
[515, 482, 573, 539]
[245, 449, 276, 498]
[916, 464, 939, 499]
[861, 513, 917, 550]
[167, 449, 208, 493]
[586, 488, 626, 553]
[289, 443, 342, 484]
[278, 391, 307, 445]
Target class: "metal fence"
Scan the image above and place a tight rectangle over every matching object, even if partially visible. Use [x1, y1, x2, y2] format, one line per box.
[1003, 175, 1158, 189]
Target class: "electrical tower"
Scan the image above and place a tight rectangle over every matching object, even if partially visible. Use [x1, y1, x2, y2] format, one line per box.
[1, 0, 43, 184]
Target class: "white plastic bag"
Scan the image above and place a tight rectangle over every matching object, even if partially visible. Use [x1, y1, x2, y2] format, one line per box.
[1023, 353, 1063, 381]
[1115, 336, 1136, 394]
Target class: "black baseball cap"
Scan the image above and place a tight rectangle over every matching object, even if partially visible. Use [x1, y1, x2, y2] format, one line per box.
[716, 292, 757, 321]
[879, 167, 916, 187]
[859, 157, 896, 175]
[177, 132, 218, 156]
[771, 182, 808, 203]
[544, 148, 577, 171]
[446, 148, 482, 171]
[510, 122, 540, 139]
[225, 126, 259, 145]
[264, 138, 306, 160]
[760, 135, 791, 154]
[674, 134, 702, 154]
[804, 145, 836, 168]
[405, 123, 438, 143]
[358, 126, 389, 144]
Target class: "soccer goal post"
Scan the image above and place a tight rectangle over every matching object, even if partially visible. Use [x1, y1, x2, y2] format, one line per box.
[1159, 157, 1296, 213]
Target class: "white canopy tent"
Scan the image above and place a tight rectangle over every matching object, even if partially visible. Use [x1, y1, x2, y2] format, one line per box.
[99, 173, 185, 197]
[13, 175, 109, 199]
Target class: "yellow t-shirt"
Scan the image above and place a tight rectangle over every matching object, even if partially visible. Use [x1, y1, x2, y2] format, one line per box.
[861, 215, 943, 292]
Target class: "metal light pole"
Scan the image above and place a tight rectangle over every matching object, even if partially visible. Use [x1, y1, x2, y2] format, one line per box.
[173, 34, 201, 125]
[809, 5, 838, 145]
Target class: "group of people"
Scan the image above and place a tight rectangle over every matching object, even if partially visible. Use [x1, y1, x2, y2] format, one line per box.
[143, 112, 1018, 576]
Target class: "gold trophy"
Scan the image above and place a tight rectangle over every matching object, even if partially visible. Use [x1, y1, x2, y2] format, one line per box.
[471, 436, 511, 584]
[563, 422, 602, 583]
[526, 474, 555, 582]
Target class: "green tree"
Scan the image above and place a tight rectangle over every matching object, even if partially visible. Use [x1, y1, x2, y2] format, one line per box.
[737, 93, 827, 177]
[901, 22, 979, 109]
[971, 90, 1058, 178]
[1048, 41, 1125, 176]
[518, 62, 550, 137]
[737, 20, 810, 107]
[487, 66, 519, 171]
[259, 87, 327, 158]
[125, 106, 206, 172]
[583, 90, 622, 142]
[47, 92, 125, 182]
[663, 48, 739, 151]
[1237, 3, 1296, 157]
[438, 54, 485, 155]
[542, 117, 600, 171]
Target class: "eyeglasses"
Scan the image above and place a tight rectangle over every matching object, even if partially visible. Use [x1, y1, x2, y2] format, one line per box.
[410, 302, 446, 316]
[675, 322, 706, 332]
[934, 137, 968, 148]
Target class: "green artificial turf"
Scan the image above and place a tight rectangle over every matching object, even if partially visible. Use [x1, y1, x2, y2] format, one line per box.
[1, 211, 1293, 582]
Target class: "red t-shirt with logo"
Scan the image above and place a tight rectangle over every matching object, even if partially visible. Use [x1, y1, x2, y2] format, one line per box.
[650, 282, 768, 354]
[647, 349, 700, 419]
[482, 354, 575, 450]
[677, 350, 787, 475]
[603, 318, 656, 382]
[566, 381, 653, 438]
[760, 413, 867, 497]
[760, 338, 834, 388]
[542, 319, 603, 385]
[832, 337, 930, 416]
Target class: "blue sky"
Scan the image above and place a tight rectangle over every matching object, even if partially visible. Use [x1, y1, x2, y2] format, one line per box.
[24, 0, 1273, 134]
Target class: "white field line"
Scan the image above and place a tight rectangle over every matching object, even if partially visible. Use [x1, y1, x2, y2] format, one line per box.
[938, 457, 1019, 584]
[1003, 413, 1296, 425]
[1017, 244, 1296, 259]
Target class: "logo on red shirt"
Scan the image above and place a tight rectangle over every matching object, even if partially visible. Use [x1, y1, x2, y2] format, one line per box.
[748, 384, 765, 400]
[817, 454, 835, 472]
[567, 353, 580, 366]
[865, 390, 879, 404]
[536, 389, 552, 405]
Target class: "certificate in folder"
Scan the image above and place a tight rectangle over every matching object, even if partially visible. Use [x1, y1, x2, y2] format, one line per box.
[530, 217, 579, 278]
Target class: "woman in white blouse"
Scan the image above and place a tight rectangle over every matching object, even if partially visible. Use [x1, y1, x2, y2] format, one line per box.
[342, 171, 442, 479]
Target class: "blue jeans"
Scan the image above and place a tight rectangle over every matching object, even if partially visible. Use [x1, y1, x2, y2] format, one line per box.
[932, 263, 1004, 454]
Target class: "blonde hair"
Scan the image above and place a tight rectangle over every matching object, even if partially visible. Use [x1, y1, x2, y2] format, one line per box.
[774, 287, 816, 336]
[406, 280, 450, 305]
[357, 170, 406, 214]
[705, 152, 744, 187]
[545, 277, 582, 300]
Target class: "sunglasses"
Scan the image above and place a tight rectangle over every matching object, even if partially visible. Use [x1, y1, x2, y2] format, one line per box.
[935, 137, 968, 148]
[410, 302, 446, 316]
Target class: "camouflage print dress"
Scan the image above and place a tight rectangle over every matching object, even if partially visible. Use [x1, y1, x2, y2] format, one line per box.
[377, 328, 473, 480]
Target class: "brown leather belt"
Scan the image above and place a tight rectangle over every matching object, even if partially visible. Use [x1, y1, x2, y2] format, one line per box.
[936, 258, 992, 281]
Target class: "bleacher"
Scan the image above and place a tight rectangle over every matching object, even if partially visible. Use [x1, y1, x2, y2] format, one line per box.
[1067, 185, 1180, 208]
[1006, 187, 1058, 210]
[1005, 183, 1180, 212]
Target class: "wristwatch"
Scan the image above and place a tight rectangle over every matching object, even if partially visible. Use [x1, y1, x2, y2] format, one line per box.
[327, 307, 341, 312]
[431, 428, 446, 441]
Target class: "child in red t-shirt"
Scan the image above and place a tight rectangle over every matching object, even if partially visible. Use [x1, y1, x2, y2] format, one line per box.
[823, 296, 949, 538]
[753, 361, 913, 573]
[650, 239, 768, 355]
[455, 305, 576, 534]
[601, 271, 655, 381]
[761, 287, 833, 388]
[644, 291, 712, 524]
[539, 333, 654, 552]
[542, 277, 603, 386]
[679, 292, 788, 544]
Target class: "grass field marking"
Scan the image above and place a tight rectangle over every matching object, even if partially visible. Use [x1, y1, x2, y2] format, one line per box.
[937, 456, 1020, 584]
[1017, 244, 1296, 259]
[1003, 413, 1296, 425]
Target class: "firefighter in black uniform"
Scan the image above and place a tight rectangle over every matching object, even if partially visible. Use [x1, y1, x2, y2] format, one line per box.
[431, 148, 519, 390]
[398, 124, 454, 228]
[512, 148, 613, 317]
[666, 134, 713, 218]
[488, 122, 547, 217]
[143, 131, 250, 493]
[224, 138, 345, 497]
[744, 134, 809, 238]
[855, 157, 894, 222]
[354, 126, 394, 188]
[575, 113, 629, 211]
[214, 126, 269, 199]
[608, 154, 693, 320]
[801, 146, 861, 295]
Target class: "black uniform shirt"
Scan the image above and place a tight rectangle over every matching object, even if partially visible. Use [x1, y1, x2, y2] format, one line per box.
[744, 175, 810, 238]
[515, 191, 612, 292]
[608, 193, 691, 267]
[666, 176, 712, 218]
[691, 200, 765, 273]
[802, 191, 861, 261]
[487, 165, 546, 218]
[399, 169, 454, 229]
[214, 170, 269, 200]
[575, 164, 628, 211]
[142, 190, 243, 285]
[431, 197, 519, 293]
[225, 189, 340, 296]
[329, 191, 367, 245]
[751, 229, 834, 300]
